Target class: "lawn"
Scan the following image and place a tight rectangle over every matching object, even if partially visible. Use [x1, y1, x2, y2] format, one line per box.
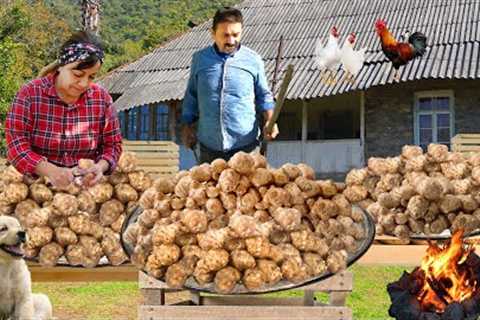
[32, 265, 411, 320]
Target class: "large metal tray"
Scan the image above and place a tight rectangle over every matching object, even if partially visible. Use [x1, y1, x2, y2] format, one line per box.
[408, 228, 480, 241]
[120, 205, 376, 295]
[24, 255, 121, 267]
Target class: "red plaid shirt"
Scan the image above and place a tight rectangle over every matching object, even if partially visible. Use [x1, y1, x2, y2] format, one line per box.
[5, 74, 123, 175]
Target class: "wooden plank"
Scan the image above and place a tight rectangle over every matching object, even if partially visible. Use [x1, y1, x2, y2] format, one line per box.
[140, 167, 179, 173]
[142, 289, 165, 306]
[126, 152, 179, 159]
[29, 263, 138, 282]
[329, 292, 348, 306]
[137, 159, 179, 166]
[123, 146, 179, 152]
[453, 146, 480, 152]
[123, 140, 178, 145]
[453, 133, 480, 139]
[139, 306, 352, 320]
[374, 235, 411, 245]
[123, 140, 179, 147]
[200, 296, 325, 307]
[357, 244, 428, 266]
[139, 271, 352, 292]
[452, 138, 480, 143]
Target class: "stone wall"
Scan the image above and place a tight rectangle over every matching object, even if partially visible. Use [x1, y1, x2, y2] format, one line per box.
[365, 79, 480, 158]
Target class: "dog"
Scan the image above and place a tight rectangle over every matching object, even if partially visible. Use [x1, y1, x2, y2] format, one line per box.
[0, 216, 52, 320]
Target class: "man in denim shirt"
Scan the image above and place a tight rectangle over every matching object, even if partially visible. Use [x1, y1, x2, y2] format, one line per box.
[181, 7, 279, 163]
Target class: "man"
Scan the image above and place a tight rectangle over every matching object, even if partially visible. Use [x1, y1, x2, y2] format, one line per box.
[181, 7, 279, 163]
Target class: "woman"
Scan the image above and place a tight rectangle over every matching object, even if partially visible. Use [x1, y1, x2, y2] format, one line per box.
[5, 31, 122, 189]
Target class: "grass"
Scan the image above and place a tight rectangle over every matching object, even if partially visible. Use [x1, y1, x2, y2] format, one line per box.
[32, 265, 413, 320]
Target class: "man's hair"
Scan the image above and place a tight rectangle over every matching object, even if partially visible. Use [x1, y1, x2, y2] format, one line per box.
[212, 7, 243, 30]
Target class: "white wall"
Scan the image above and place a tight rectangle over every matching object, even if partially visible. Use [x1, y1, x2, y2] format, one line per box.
[266, 139, 363, 174]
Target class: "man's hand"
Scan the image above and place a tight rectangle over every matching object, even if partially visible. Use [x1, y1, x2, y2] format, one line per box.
[263, 122, 279, 141]
[181, 125, 197, 149]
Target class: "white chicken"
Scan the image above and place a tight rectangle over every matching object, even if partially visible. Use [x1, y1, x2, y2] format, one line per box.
[340, 33, 366, 84]
[315, 26, 342, 84]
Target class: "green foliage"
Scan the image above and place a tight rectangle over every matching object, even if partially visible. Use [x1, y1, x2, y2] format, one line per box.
[0, 0, 71, 155]
[0, 0, 240, 154]
[45, 0, 238, 72]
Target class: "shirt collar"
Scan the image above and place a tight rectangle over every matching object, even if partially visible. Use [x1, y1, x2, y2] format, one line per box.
[213, 43, 241, 58]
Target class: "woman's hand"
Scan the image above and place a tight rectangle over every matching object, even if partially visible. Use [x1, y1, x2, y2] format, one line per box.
[36, 161, 74, 190]
[74, 160, 109, 188]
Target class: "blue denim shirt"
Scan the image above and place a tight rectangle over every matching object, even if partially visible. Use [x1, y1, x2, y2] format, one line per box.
[181, 44, 274, 152]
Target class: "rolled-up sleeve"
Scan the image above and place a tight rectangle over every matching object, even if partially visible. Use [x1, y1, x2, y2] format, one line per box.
[96, 93, 123, 174]
[181, 54, 199, 125]
[5, 86, 46, 175]
[254, 57, 275, 112]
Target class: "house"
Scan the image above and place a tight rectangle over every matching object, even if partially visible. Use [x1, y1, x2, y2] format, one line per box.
[100, 0, 480, 177]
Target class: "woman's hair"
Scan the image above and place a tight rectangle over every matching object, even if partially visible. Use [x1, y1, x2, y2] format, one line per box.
[212, 7, 243, 31]
[39, 30, 104, 77]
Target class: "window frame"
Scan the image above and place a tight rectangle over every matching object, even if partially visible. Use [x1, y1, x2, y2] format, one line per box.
[413, 90, 455, 147]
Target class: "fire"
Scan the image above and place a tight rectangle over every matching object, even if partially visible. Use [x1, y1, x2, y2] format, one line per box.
[418, 229, 478, 312]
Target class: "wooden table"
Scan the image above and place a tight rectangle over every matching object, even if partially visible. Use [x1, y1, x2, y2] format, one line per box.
[28, 262, 137, 282]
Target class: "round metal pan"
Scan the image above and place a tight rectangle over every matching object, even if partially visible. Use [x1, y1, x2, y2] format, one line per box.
[408, 228, 480, 241]
[23, 255, 127, 267]
[120, 205, 376, 295]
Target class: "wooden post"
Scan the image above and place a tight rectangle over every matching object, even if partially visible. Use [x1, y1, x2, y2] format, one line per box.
[124, 109, 130, 139]
[169, 101, 178, 142]
[136, 107, 141, 140]
[150, 104, 156, 140]
[301, 99, 308, 163]
[303, 290, 315, 306]
[360, 91, 365, 165]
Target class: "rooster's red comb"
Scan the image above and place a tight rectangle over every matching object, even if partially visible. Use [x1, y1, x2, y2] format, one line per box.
[375, 19, 387, 29]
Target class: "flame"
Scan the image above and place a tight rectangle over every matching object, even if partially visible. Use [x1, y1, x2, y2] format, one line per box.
[418, 230, 478, 313]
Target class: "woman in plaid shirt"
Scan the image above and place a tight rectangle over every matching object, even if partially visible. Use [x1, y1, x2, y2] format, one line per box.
[5, 31, 122, 189]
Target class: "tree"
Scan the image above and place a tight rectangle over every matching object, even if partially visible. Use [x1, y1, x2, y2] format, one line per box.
[0, 0, 71, 155]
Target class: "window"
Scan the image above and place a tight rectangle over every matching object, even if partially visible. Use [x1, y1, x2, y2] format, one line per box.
[414, 92, 454, 150]
[139, 105, 150, 140]
[118, 111, 127, 137]
[127, 109, 137, 140]
[155, 104, 169, 140]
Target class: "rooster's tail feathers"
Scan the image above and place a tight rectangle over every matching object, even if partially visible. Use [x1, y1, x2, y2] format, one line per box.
[408, 32, 427, 57]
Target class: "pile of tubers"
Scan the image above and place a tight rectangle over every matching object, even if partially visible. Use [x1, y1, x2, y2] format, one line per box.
[123, 151, 368, 293]
[344, 143, 480, 239]
[0, 152, 150, 267]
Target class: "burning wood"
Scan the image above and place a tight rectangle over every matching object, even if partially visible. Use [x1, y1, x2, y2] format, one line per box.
[388, 229, 480, 319]
[419, 230, 477, 313]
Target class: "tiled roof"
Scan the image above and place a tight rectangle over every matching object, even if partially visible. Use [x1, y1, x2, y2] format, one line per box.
[100, 0, 480, 110]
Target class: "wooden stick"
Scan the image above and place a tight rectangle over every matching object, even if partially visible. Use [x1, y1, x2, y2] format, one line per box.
[265, 64, 295, 135]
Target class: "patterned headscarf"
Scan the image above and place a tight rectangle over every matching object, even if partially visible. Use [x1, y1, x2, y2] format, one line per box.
[58, 42, 105, 66]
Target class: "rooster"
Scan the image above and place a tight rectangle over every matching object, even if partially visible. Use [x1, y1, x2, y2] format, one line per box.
[375, 19, 427, 81]
[340, 32, 366, 84]
[315, 26, 342, 84]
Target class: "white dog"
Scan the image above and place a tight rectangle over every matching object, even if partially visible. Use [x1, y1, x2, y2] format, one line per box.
[0, 216, 52, 320]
